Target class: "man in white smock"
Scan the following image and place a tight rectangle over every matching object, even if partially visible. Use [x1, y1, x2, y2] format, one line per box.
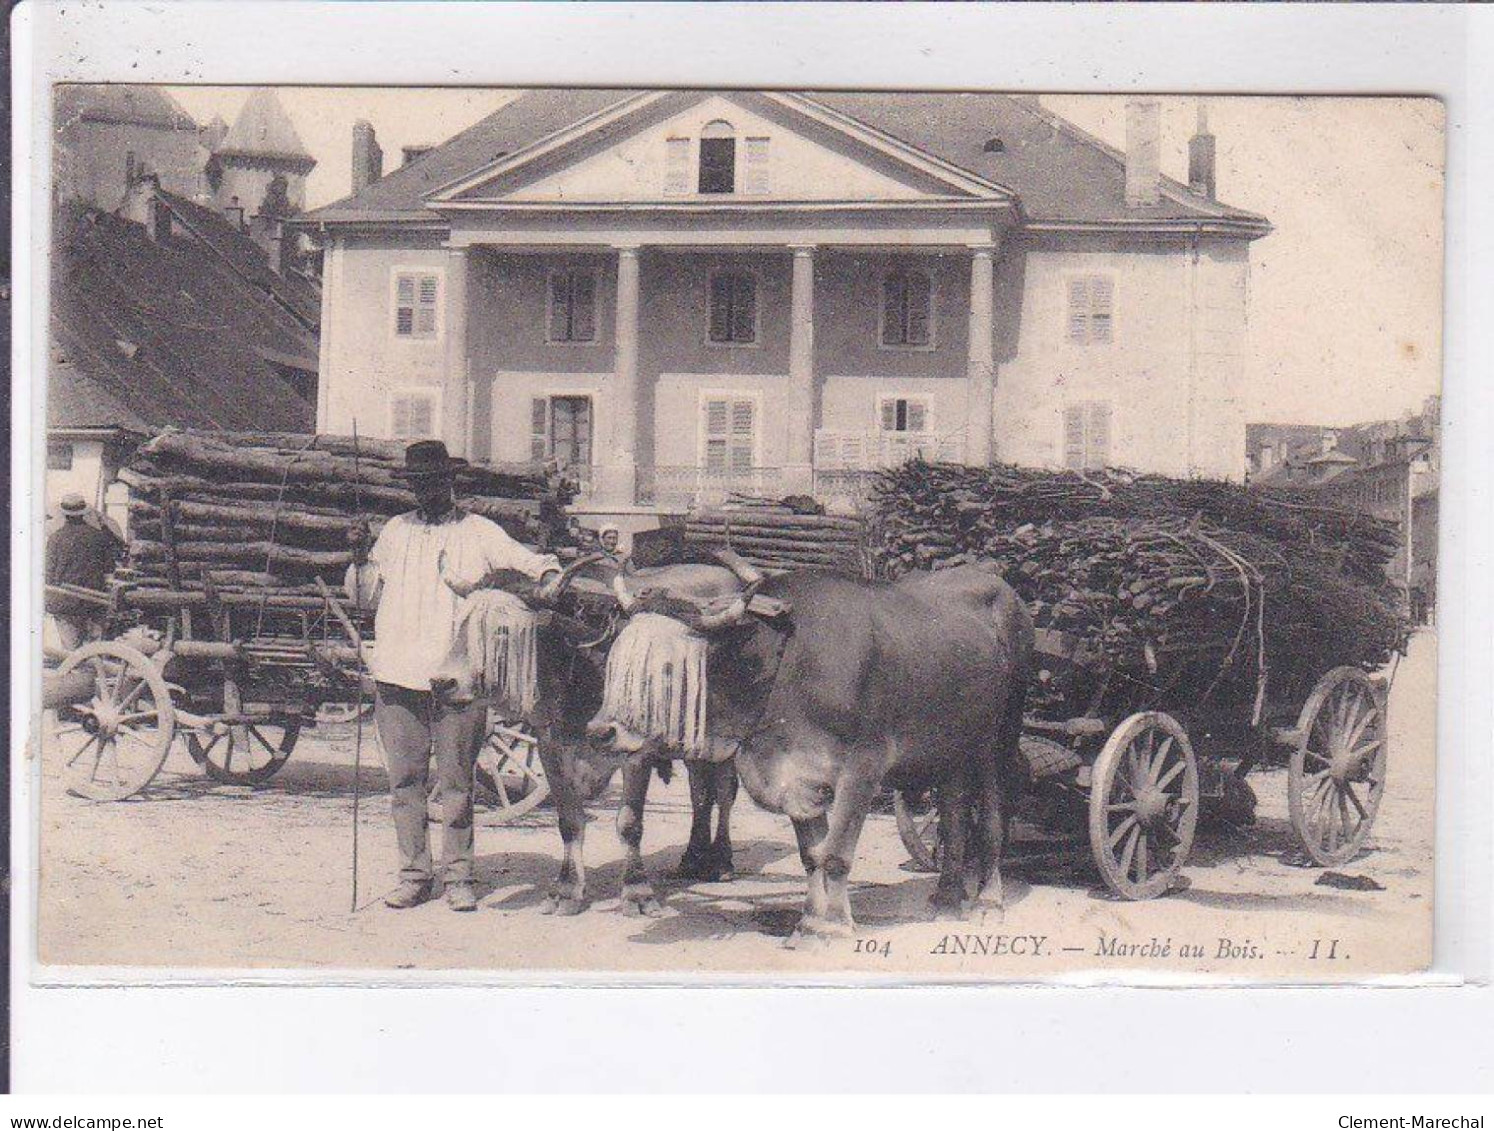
[347, 440, 562, 912]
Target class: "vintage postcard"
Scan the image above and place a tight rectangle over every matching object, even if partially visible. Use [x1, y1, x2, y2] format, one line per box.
[33, 86, 1442, 980]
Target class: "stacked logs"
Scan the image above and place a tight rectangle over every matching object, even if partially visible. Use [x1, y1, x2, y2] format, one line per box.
[118, 430, 575, 609]
[683, 500, 868, 574]
[870, 461, 1408, 713]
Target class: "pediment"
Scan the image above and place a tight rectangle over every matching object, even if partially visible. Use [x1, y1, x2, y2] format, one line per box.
[430, 91, 1014, 208]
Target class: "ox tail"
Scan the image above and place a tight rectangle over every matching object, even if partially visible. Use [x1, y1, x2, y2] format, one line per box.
[433, 589, 540, 716]
[590, 612, 709, 757]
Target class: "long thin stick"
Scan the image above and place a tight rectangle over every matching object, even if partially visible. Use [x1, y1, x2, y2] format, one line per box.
[350, 421, 366, 912]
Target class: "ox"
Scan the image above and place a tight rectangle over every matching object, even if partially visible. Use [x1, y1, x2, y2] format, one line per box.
[589, 561, 1034, 936]
[433, 556, 753, 915]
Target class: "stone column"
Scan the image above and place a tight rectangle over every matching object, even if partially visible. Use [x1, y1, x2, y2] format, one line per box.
[784, 244, 817, 496]
[443, 246, 472, 456]
[602, 244, 642, 506]
[965, 242, 998, 466]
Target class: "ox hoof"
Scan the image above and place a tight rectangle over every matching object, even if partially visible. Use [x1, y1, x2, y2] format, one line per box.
[929, 893, 972, 922]
[619, 885, 663, 918]
[541, 892, 587, 917]
[675, 853, 716, 882]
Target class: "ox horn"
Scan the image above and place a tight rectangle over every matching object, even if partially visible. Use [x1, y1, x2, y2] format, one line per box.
[544, 551, 606, 603]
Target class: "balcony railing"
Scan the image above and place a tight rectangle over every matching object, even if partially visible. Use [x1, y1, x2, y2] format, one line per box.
[637, 465, 785, 510]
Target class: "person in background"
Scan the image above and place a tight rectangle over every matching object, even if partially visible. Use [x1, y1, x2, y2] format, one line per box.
[596, 522, 630, 569]
[45, 492, 123, 651]
[347, 440, 564, 912]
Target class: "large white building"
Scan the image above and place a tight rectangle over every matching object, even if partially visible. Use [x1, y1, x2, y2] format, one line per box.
[299, 91, 1270, 525]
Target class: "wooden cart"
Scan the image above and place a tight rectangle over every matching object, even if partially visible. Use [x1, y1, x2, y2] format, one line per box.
[42, 580, 550, 815]
[896, 627, 1393, 899]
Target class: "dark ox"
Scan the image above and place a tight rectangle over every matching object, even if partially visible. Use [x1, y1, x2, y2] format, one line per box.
[437, 558, 750, 916]
[589, 561, 1034, 936]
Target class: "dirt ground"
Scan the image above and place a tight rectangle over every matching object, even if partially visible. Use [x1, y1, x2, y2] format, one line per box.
[33, 631, 1436, 981]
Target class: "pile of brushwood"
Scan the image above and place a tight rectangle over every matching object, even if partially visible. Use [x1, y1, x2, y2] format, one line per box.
[869, 461, 1409, 718]
[116, 430, 575, 620]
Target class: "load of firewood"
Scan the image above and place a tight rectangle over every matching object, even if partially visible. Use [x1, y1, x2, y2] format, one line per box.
[683, 497, 868, 574]
[869, 461, 1409, 714]
[116, 430, 576, 608]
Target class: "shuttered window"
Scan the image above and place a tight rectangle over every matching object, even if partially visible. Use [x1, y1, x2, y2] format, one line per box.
[664, 137, 691, 194]
[394, 271, 440, 339]
[879, 397, 929, 433]
[1067, 275, 1114, 345]
[882, 270, 933, 347]
[703, 397, 756, 472]
[743, 137, 771, 195]
[547, 271, 597, 342]
[1062, 401, 1114, 470]
[708, 272, 757, 344]
[391, 390, 439, 441]
[530, 397, 550, 461]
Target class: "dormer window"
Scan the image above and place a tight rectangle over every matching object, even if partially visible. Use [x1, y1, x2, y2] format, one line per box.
[698, 120, 736, 194]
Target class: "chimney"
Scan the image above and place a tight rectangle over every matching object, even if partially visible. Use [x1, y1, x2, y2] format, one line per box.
[225, 195, 245, 230]
[402, 144, 433, 167]
[1188, 101, 1217, 199]
[276, 222, 299, 276]
[351, 120, 383, 194]
[1124, 99, 1161, 208]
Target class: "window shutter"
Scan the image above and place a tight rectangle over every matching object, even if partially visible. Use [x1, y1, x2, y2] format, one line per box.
[1087, 401, 1113, 469]
[1090, 276, 1114, 343]
[392, 397, 412, 438]
[530, 397, 550, 461]
[664, 138, 691, 194]
[412, 396, 434, 437]
[1063, 406, 1086, 470]
[882, 275, 903, 346]
[571, 272, 596, 341]
[548, 275, 570, 341]
[905, 272, 932, 346]
[729, 399, 755, 471]
[392, 392, 437, 440]
[731, 276, 756, 343]
[416, 275, 439, 336]
[880, 399, 898, 431]
[743, 137, 770, 194]
[703, 398, 729, 471]
[1067, 278, 1090, 343]
[395, 274, 416, 336]
[708, 276, 732, 342]
[906, 400, 928, 433]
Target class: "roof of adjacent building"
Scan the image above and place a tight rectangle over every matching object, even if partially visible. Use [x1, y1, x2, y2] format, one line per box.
[55, 84, 198, 132]
[49, 201, 318, 432]
[218, 88, 315, 166]
[301, 89, 1268, 233]
[155, 188, 322, 326]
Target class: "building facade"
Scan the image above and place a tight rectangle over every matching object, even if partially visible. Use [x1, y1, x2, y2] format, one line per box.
[300, 90, 1271, 524]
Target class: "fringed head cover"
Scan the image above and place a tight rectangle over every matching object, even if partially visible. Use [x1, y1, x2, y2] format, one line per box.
[592, 612, 710, 757]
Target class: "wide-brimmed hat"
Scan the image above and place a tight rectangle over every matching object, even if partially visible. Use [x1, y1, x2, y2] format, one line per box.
[394, 439, 468, 481]
[59, 492, 88, 515]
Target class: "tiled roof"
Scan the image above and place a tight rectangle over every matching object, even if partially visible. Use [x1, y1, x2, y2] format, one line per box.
[301, 89, 1267, 233]
[49, 202, 318, 432]
[55, 85, 197, 132]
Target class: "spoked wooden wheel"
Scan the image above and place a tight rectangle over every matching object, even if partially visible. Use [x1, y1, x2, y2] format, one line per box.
[1289, 667, 1388, 866]
[475, 719, 550, 822]
[1088, 711, 1200, 900]
[188, 720, 301, 785]
[893, 791, 944, 873]
[53, 642, 175, 801]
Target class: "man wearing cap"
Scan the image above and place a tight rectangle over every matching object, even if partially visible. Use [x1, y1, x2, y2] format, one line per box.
[346, 440, 563, 912]
[46, 493, 123, 651]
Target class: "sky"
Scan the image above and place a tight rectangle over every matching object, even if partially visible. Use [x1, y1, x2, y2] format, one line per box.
[166, 87, 1445, 427]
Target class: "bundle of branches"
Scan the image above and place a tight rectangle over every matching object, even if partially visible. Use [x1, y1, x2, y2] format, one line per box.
[873, 460, 1401, 587]
[872, 461, 1407, 715]
[117, 429, 578, 612]
[684, 503, 868, 574]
